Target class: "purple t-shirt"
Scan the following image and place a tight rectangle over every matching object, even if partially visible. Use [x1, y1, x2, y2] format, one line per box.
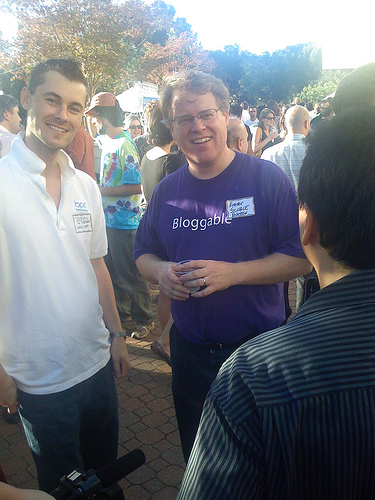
[134, 152, 305, 345]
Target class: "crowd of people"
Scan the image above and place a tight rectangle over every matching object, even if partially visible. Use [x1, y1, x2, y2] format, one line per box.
[0, 58, 374, 500]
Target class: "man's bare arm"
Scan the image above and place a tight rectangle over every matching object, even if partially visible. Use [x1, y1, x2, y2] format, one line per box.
[91, 257, 130, 377]
[100, 184, 142, 197]
[0, 364, 18, 414]
[135, 254, 190, 301]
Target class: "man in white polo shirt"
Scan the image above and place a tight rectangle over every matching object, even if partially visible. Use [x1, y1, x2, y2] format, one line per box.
[0, 59, 129, 493]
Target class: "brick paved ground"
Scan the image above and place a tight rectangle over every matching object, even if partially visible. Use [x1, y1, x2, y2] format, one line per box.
[0, 280, 296, 499]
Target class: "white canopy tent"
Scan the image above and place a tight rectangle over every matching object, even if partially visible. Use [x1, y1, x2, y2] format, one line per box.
[116, 82, 159, 113]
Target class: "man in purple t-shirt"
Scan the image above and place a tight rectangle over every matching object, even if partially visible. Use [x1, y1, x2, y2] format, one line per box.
[134, 70, 311, 462]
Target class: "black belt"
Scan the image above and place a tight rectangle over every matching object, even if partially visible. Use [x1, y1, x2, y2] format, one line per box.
[205, 332, 257, 351]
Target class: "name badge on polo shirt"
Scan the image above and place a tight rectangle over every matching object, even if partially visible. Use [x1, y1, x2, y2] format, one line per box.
[73, 214, 93, 233]
[226, 197, 255, 219]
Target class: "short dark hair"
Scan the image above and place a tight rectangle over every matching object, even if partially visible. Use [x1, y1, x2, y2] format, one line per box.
[95, 102, 125, 127]
[332, 62, 375, 115]
[0, 94, 18, 122]
[298, 107, 375, 270]
[320, 105, 333, 118]
[229, 103, 242, 118]
[28, 59, 87, 95]
[306, 101, 314, 112]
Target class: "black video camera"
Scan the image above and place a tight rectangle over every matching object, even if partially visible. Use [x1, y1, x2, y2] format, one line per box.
[50, 449, 146, 500]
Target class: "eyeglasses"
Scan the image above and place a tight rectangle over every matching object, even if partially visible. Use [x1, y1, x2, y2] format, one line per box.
[129, 124, 142, 130]
[172, 109, 220, 128]
[265, 116, 275, 121]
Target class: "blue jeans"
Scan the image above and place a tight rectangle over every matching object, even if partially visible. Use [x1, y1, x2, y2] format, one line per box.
[18, 361, 119, 493]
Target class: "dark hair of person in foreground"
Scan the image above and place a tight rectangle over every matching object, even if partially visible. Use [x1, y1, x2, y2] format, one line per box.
[298, 106, 375, 270]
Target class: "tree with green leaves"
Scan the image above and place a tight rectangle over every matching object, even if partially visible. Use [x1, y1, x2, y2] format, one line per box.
[239, 43, 322, 104]
[0, 0, 213, 96]
[294, 69, 352, 104]
[210, 45, 247, 101]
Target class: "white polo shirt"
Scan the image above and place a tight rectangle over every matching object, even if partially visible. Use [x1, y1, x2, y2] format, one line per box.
[0, 135, 111, 394]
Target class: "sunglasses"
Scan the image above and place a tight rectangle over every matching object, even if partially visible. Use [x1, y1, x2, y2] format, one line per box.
[129, 125, 142, 130]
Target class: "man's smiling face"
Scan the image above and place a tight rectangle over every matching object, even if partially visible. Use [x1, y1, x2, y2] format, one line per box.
[22, 70, 86, 154]
[170, 90, 229, 176]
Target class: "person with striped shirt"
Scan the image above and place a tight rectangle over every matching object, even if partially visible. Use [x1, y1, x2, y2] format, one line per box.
[178, 107, 375, 499]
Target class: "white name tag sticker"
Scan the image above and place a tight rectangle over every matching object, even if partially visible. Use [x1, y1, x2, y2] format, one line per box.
[226, 197, 255, 219]
[73, 214, 93, 233]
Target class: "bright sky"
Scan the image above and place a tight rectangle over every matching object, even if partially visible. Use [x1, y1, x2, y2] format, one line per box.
[167, 0, 373, 70]
[0, 1, 373, 70]
[0, 13, 18, 40]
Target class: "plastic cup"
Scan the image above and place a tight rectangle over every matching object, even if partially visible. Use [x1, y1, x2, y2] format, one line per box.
[174, 260, 200, 293]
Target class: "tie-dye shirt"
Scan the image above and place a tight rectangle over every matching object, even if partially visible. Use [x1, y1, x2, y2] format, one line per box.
[99, 131, 141, 230]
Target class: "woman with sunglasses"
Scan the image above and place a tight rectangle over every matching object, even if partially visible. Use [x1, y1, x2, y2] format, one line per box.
[125, 114, 143, 140]
[252, 108, 279, 157]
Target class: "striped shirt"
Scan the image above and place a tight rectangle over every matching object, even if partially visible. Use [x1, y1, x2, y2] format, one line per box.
[178, 269, 375, 499]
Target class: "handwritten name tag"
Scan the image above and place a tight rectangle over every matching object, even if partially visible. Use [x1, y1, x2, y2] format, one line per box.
[73, 214, 93, 233]
[226, 197, 255, 219]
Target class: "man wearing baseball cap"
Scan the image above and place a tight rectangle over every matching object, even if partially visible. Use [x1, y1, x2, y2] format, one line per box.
[85, 93, 154, 339]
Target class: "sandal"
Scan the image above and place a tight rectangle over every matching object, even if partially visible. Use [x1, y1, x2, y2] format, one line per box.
[151, 341, 171, 366]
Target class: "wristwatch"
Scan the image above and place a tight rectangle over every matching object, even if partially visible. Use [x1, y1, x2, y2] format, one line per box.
[110, 330, 127, 341]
